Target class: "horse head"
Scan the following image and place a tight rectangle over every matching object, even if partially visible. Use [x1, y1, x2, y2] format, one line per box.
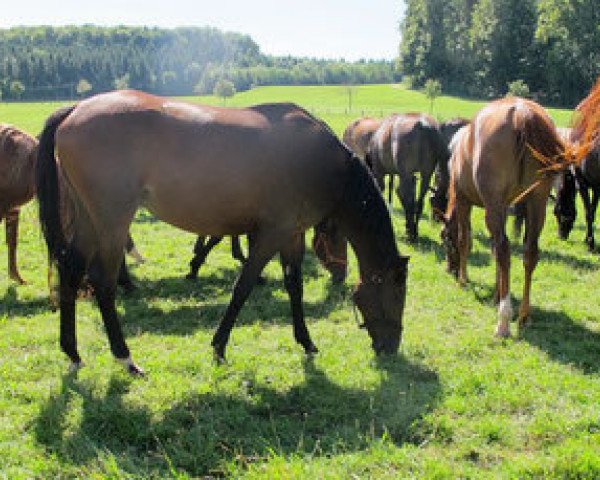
[352, 256, 409, 355]
[553, 169, 577, 239]
[440, 214, 460, 278]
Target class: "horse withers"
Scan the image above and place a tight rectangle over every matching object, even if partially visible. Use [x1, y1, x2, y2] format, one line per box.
[441, 97, 567, 337]
[366, 113, 449, 242]
[36, 91, 408, 375]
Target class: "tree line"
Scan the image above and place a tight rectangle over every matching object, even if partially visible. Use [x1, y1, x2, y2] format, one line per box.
[399, 0, 600, 107]
[0, 26, 399, 101]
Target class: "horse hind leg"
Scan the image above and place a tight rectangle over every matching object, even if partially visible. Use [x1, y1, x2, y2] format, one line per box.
[186, 235, 222, 280]
[484, 207, 512, 337]
[87, 239, 143, 375]
[518, 192, 549, 330]
[5, 209, 25, 284]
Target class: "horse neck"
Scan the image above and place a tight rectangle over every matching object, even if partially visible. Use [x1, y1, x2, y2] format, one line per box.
[335, 159, 400, 279]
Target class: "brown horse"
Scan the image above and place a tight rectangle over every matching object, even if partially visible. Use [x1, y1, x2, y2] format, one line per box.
[441, 97, 567, 337]
[342, 117, 382, 160]
[366, 113, 449, 241]
[430, 117, 470, 217]
[36, 90, 408, 375]
[186, 219, 348, 284]
[0, 124, 37, 284]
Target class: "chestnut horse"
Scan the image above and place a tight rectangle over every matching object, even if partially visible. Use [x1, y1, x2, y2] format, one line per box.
[0, 124, 142, 291]
[441, 97, 566, 337]
[36, 90, 408, 375]
[366, 113, 449, 241]
[0, 124, 37, 284]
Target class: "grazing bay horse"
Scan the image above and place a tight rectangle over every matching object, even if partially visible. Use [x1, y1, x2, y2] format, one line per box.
[186, 221, 348, 284]
[0, 124, 37, 284]
[441, 97, 567, 337]
[366, 113, 449, 241]
[36, 90, 408, 375]
[555, 81, 600, 250]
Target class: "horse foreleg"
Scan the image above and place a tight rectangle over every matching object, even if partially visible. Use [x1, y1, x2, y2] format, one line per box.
[485, 208, 512, 337]
[5, 210, 25, 284]
[88, 255, 143, 375]
[231, 235, 246, 264]
[518, 194, 547, 330]
[587, 188, 600, 252]
[280, 233, 317, 354]
[387, 175, 394, 205]
[397, 175, 417, 242]
[186, 235, 222, 280]
[125, 234, 145, 265]
[457, 200, 472, 286]
[117, 257, 135, 294]
[211, 233, 278, 361]
[577, 177, 594, 251]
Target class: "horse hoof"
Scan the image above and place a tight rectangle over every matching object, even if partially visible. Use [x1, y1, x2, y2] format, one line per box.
[10, 275, 26, 285]
[304, 343, 319, 355]
[68, 361, 84, 374]
[118, 357, 145, 377]
[185, 273, 198, 282]
[256, 275, 266, 286]
[212, 345, 227, 364]
[494, 327, 511, 338]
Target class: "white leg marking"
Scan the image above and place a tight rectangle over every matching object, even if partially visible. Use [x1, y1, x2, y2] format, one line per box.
[495, 294, 513, 337]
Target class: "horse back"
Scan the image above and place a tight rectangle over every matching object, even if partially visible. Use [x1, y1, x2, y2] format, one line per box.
[54, 91, 349, 236]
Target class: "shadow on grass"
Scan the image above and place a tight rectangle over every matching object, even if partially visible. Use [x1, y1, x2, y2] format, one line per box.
[117, 266, 352, 338]
[519, 305, 600, 375]
[473, 231, 598, 270]
[0, 285, 50, 317]
[34, 356, 440, 477]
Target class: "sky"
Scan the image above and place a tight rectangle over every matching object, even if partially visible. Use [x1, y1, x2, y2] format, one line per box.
[0, 0, 404, 61]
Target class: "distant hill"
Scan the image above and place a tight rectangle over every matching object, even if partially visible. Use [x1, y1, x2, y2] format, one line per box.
[0, 26, 399, 101]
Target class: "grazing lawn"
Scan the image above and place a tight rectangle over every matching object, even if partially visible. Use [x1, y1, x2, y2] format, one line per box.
[0, 85, 598, 478]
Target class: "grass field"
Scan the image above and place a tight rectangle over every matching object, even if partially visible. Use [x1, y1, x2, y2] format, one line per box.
[1, 84, 599, 478]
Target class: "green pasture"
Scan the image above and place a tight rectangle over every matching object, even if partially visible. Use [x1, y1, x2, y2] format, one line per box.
[1, 85, 598, 478]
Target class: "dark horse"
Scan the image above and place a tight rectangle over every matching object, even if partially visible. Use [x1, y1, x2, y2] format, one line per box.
[555, 83, 600, 250]
[36, 90, 408, 375]
[186, 219, 348, 284]
[0, 124, 37, 284]
[441, 97, 567, 337]
[430, 117, 470, 218]
[366, 113, 449, 241]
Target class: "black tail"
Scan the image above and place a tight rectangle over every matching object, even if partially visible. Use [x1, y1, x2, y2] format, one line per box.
[36, 105, 77, 263]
